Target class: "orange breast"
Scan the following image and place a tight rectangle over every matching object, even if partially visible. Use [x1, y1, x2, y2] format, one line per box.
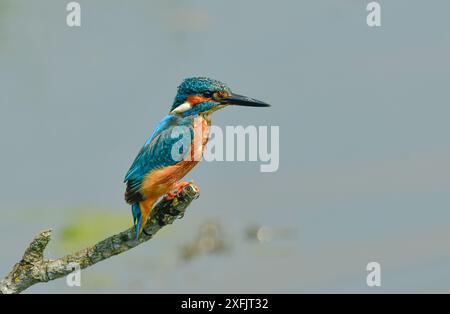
[141, 162, 196, 199]
[141, 115, 211, 200]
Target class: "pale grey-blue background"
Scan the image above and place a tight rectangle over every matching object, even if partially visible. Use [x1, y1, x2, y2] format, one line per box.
[1, 0, 449, 293]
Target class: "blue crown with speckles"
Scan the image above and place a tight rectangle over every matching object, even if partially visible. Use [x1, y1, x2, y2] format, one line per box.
[171, 77, 231, 111]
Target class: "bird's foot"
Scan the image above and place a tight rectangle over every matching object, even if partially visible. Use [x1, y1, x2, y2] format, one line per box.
[166, 181, 192, 201]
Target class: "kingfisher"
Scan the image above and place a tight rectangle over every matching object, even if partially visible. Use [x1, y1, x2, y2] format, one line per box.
[124, 77, 270, 237]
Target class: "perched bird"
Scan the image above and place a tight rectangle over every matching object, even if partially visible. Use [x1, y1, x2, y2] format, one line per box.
[124, 77, 270, 237]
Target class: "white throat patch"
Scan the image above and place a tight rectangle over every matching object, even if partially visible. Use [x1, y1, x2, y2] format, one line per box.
[171, 101, 192, 114]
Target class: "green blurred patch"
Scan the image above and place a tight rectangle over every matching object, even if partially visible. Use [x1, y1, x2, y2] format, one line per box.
[56, 208, 130, 253]
[82, 272, 116, 289]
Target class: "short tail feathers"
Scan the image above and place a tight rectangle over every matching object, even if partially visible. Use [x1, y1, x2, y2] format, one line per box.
[131, 203, 142, 238]
[131, 199, 156, 238]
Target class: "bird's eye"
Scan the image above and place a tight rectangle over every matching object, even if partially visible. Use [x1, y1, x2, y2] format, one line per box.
[212, 91, 228, 100]
[203, 91, 213, 98]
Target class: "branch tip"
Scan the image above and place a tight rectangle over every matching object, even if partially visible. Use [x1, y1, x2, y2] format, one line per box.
[22, 229, 52, 263]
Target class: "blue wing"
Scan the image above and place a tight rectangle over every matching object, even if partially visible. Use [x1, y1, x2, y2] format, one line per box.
[124, 114, 194, 204]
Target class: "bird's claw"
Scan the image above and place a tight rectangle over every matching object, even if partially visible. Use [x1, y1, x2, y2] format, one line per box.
[165, 181, 192, 201]
[165, 192, 177, 201]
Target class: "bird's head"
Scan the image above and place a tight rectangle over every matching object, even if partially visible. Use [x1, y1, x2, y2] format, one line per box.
[170, 77, 270, 117]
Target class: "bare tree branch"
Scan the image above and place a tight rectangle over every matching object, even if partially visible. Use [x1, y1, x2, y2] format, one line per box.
[0, 183, 200, 294]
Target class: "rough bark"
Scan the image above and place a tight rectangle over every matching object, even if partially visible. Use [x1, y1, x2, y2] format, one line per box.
[0, 183, 200, 294]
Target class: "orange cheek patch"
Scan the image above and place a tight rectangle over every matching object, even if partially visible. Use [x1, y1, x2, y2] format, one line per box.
[187, 95, 211, 105]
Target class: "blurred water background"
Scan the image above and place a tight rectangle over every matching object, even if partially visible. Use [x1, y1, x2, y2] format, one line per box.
[1, 0, 450, 293]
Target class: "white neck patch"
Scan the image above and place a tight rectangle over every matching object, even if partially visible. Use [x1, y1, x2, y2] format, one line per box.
[171, 101, 192, 114]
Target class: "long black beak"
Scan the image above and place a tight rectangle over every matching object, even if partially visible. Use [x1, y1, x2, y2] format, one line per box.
[220, 93, 270, 107]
